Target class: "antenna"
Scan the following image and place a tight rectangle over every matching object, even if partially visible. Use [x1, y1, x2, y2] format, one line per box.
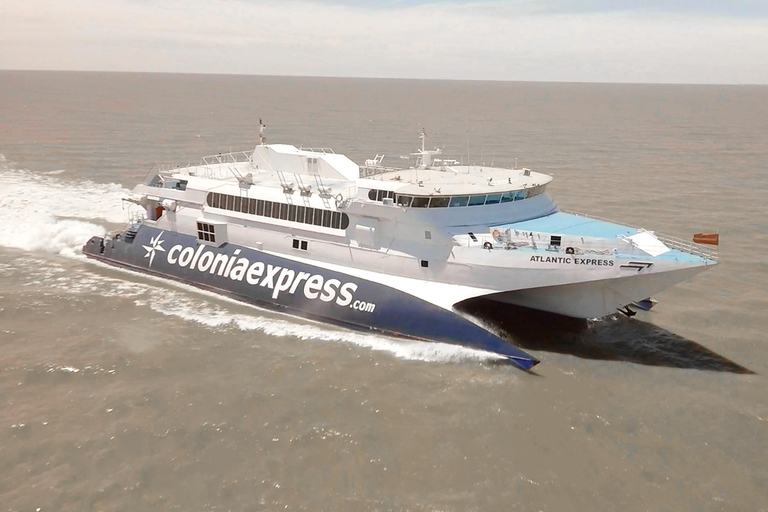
[466, 123, 470, 172]
[259, 118, 266, 145]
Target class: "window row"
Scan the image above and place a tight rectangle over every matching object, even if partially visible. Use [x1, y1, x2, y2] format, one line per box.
[366, 185, 547, 208]
[206, 192, 350, 230]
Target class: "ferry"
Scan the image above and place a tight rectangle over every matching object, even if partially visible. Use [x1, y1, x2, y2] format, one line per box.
[83, 125, 718, 370]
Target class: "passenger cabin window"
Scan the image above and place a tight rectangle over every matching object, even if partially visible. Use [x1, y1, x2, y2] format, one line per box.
[197, 222, 216, 243]
[206, 192, 350, 230]
[368, 189, 395, 202]
[292, 239, 309, 251]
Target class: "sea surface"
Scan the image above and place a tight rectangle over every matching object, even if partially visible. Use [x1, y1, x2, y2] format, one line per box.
[1, 71, 767, 511]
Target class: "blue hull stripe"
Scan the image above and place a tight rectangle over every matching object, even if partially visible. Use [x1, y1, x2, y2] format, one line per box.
[83, 226, 538, 370]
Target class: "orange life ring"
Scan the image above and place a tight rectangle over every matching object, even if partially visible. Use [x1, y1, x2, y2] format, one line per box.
[491, 229, 501, 239]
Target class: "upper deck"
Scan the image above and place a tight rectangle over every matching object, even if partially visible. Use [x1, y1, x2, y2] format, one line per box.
[361, 165, 552, 197]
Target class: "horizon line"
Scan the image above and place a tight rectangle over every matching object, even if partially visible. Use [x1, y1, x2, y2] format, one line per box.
[1, 68, 766, 87]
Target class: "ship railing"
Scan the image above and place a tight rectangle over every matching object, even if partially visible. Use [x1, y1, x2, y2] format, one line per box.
[334, 185, 359, 209]
[359, 165, 403, 178]
[199, 151, 253, 167]
[561, 210, 719, 262]
[299, 147, 336, 154]
[143, 162, 191, 186]
[473, 233, 717, 261]
[190, 151, 255, 180]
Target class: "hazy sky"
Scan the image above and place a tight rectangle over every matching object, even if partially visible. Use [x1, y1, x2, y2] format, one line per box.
[2, 0, 767, 84]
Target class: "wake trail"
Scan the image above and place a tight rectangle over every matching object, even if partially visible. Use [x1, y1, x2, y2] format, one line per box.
[0, 155, 134, 256]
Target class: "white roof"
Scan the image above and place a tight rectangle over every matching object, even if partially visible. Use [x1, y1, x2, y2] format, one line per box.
[363, 166, 552, 196]
[253, 144, 359, 181]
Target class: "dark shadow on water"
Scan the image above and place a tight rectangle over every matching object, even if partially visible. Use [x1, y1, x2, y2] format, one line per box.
[456, 298, 753, 374]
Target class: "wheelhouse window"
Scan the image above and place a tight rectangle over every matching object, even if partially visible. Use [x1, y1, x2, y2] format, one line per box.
[395, 195, 412, 207]
[449, 196, 469, 207]
[384, 185, 546, 209]
[429, 197, 449, 208]
[485, 193, 502, 205]
[468, 195, 486, 206]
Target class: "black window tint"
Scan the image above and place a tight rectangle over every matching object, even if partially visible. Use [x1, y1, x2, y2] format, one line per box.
[468, 195, 486, 206]
[429, 197, 449, 208]
[449, 196, 469, 207]
[412, 196, 429, 208]
[485, 193, 502, 205]
[340, 214, 350, 230]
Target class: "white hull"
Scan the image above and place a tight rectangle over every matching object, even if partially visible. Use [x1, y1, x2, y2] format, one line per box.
[486, 264, 709, 318]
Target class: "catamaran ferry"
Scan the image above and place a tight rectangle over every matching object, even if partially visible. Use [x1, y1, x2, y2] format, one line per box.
[83, 126, 718, 370]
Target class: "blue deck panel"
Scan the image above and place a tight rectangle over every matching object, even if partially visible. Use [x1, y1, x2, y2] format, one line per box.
[496, 211, 714, 264]
[496, 211, 637, 238]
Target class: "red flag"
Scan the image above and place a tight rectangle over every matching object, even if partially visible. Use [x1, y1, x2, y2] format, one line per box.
[693, 233, 719, 245]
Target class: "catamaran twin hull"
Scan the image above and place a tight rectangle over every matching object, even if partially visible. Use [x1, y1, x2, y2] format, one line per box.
[82, 133, 718, 371]
[83, 225, 541, 370]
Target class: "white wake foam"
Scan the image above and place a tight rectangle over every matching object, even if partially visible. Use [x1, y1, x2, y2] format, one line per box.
[135, 289, 503, 363]
[0, 156, 132, 256]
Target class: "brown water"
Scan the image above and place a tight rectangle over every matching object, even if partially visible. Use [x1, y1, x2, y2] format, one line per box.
[1, 71, 767, 511]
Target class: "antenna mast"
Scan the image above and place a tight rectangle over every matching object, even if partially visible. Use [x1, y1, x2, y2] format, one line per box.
[259, 118, 266, 145]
